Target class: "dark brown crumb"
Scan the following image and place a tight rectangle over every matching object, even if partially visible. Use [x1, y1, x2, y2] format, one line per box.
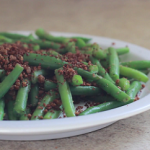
[142, 84, 145, 89]
[38, 75, 45, 83]
[38, 116, 43, 119]
[27, 114, 32, 118]
[116, 79, 120, 85]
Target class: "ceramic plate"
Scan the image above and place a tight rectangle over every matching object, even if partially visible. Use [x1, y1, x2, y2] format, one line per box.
[0, 31, 150, 140]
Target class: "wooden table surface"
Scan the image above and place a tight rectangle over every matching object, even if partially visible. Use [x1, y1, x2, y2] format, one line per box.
[0, 0, 150, 149]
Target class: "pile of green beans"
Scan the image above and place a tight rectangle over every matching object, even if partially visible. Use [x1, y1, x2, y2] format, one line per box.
[0, 28, 149, 121]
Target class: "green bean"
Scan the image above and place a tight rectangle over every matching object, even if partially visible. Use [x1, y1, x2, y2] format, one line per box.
[88, 95, 116, 102]
[121, 60, 150, 70]
[55, 68, 75, 117]
[79, 101, 131, 116]
[89, 43, 107, 59]
[90, 57, 114, 83]
[74, 67, 131, 102]
[116, 47, 129, 55]
[126, 81, 142, 99]
[44, 80, 57, 91]
[71, 75, 83, 86]
[65, 42, 76, 53]
[31, 69, 47, 84]
[71, 36, 91, 43]
[17, 39, 67, 53]
[0, 35, 13, 43]
[14, 79, 31, 114]
[44, 79, 102, 96]
[35, 28, 69, 44]
[75, 38, 86, 48]
[0, 98, 5, 120]
[36, 28, 86, 48]
[120, 65, 149, 82]
[28, 84, 39, 107]
[46, 50, 63, 58]
[0, 64, 23, 99]
[70, 86, 102, 96]
[31, 90, 58, 120]
[43, 109, 61, 119]
[82, 62, 98, 74]
[100, 60, 109, 68]
[19, 107, 30, 120]
[6, 99, 18, 120]
[22, 43, 28, 48]
[23, 53, 68, 70]
[118, 78, 130, 91]
[81, 47, 93, 55]
[0, 32, 29, 39]
[105, 47, 130, 56]
[93, 49, 107, 60]
[0, 69, 5, 79]
[108, 47, 120, 81]
[89, 65, 99, 74]
[27, 34, 35, 40]
[32, 45, 40, 51]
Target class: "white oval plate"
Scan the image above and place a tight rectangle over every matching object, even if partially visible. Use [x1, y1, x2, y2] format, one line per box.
[1, 31, 150, 141]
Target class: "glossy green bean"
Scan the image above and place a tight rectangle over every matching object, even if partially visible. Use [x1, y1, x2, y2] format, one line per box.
[0, 32, 29, 39]
[88, 65, 99, 74]
[23, 53, 68, 70]
[7, 99, 18, 120]
[81, 47, 93, 55]
[90, 57, 114, 83]
[0, 35, 13, 43]
[74, 67, 131, 102]
[88, 95, 116, 102]
[35, 28, 69, 44]
[71, 75, 83, 86]
[71, 36, 91, 43]
[100, 60, 108, 68]
[105, 47, 130, 56]
[116, 47, 129, 55]
[32, 45, 40, 51]
[65, 42, 76, 53]
[121, 60, 150, 70]
[108, 47, 119, 81]
[0, 98, 5, 120]
[120, 65, 149, 82]
[70, 86, 102, 96]
[46, 50, 63, 58]
[19, 107, 30, 120]
[44, 80, 57, 91]
[43, 109, 61, 119]
[14, 79, 31, 114]
[93, 49, 107, 60]
[0, 64, 23, 99]
[28, 84, 39, 107]
[31, 90, 58, 120]
[79, 101, 130, 116]
[55, 68, 75, 117]
[0, 69, 5, 79]
[31, 69, 47, 84]
[118, 78, 130, 91]
[36, 28, 86, 48]
[126, 81, 142, 99]
[75, 38, 86, 48]
[17, 39, 67, 53]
